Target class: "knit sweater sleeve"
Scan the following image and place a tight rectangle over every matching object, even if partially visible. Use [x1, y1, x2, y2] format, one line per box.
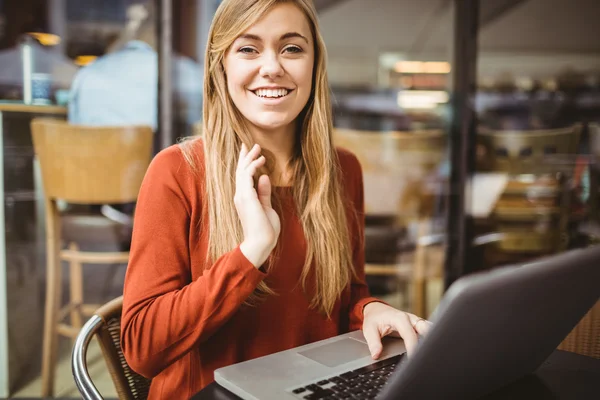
[121, 144, 266, 379]
[341, 150, 385, 330]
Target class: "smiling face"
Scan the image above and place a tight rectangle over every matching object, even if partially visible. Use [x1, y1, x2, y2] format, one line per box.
[223, 2, 315, 135]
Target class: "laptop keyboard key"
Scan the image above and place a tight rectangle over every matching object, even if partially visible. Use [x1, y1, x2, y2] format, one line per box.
[293, 387, 307, 394]
[312, 389, 334, 399]
[340, 371, 358, 380]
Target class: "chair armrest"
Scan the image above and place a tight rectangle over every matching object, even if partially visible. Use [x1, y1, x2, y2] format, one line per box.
[72, 315, 104, 400]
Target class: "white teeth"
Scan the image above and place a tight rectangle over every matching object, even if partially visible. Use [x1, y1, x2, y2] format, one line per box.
[254, 88, 289, 98]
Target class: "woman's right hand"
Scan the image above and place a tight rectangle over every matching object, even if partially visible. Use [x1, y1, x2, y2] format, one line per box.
[235, 143, 281, 268]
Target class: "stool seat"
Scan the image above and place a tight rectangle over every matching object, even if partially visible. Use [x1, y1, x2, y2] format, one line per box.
[62, 212, 132, 252]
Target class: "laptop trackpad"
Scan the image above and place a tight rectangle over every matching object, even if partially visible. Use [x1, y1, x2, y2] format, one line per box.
[299, 338, 371, 368]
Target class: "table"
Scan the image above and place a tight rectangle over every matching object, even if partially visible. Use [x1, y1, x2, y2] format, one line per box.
[192, 350, 600, 400]
[0, 102, 67, 397]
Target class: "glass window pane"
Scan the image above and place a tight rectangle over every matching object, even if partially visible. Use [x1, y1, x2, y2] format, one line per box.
[474, 0, 600, 270]
[321, 0, 452, 318]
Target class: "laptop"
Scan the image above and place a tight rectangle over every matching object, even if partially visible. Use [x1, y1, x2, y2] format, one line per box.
[214, 245, 600, 400]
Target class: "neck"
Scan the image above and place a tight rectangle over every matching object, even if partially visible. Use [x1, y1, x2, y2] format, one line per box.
[248, 122, 296, 186]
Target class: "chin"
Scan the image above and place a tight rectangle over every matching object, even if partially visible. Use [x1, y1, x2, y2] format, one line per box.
[251, 116, 295, 131]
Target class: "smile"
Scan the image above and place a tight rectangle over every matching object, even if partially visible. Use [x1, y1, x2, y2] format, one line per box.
[250, 88, 293, 99]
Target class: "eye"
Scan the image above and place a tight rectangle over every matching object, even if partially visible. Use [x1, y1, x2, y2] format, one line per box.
[283, 45, 303, 54]
[238, 47, 258, 54]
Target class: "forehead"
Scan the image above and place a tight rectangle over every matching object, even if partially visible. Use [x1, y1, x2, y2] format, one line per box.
[239, 2, 312, 42]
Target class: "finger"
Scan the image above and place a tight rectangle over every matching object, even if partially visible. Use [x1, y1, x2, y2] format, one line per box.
[244, 144, 261, 166]
[238, 143, 259, 170]
[415, 319, 433, 336]
[237, 156, 265, 194]
[394, 315, 419, 357]
[407, 314, 433, 336]
[238, 143, 248, 168]
[246, 156, 266, 179]
[362, 322, 383, 360]
[257, 175, 272, 208]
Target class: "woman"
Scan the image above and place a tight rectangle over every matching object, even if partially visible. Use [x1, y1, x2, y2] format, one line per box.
[121, 0, 431, 398]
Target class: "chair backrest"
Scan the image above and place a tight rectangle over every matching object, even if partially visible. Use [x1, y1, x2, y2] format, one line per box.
[333, 128, 446, 173]
[72, 296, 151, 400]
[31, 119, 153, 204]
[477, 124, 582, 176]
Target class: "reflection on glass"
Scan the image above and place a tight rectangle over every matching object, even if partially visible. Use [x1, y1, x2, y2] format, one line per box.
[474, 0, 600, 275]
[319, 1, 452, 318]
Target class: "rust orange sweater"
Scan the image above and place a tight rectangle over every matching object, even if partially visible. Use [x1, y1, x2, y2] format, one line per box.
[121, 140, 380, 399]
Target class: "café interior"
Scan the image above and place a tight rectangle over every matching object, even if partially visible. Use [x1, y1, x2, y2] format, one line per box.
[0, 0, 599, 398]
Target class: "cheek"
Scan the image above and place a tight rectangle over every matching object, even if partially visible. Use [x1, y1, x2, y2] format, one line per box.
[226, 73, 244, 95]
[298, 60, 314, 87]
[292, 61, 314, 102]
[224, 61, 252, 93]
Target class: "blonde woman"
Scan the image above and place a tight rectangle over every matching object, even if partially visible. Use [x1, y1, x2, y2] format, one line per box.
[121, 0, 430, 398]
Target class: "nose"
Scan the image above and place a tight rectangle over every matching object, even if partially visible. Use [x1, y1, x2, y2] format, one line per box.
[259, 52, 284, 79]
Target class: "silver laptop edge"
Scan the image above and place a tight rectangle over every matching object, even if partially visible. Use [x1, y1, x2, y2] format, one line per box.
[215, 245, 600, 400]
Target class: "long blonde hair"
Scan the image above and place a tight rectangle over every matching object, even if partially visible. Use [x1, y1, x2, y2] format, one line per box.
[181, 0, 355, 316]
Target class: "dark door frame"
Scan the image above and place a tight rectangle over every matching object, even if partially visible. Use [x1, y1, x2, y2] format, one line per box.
[444, 0, 480, 288]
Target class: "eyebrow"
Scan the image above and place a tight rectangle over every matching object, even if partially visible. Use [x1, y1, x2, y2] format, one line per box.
[237, 32, 309, 44]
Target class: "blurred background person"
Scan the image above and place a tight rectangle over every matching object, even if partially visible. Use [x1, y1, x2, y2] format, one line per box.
[68, 2, 203, 138]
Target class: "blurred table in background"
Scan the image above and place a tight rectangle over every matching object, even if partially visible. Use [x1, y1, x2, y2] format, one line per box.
[0, 102, 66, 396]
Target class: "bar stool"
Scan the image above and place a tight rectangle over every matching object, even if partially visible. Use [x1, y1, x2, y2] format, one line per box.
[30, 118, 153, 397]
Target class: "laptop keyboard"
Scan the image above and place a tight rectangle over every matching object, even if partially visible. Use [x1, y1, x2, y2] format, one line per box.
[290, 354, 404, 399]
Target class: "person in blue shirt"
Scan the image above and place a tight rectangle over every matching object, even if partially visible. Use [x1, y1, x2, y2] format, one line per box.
[68, 3, 203, 136]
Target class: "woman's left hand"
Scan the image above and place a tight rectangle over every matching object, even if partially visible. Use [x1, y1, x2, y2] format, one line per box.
[362, 302, 432, 359]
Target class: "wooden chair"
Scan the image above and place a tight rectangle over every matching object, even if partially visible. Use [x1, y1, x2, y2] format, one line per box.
[477, 124, 582, 258]
[477, 125, 582, 176]
[30, 119, 153, 397]
[72, 296, 152, 399]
